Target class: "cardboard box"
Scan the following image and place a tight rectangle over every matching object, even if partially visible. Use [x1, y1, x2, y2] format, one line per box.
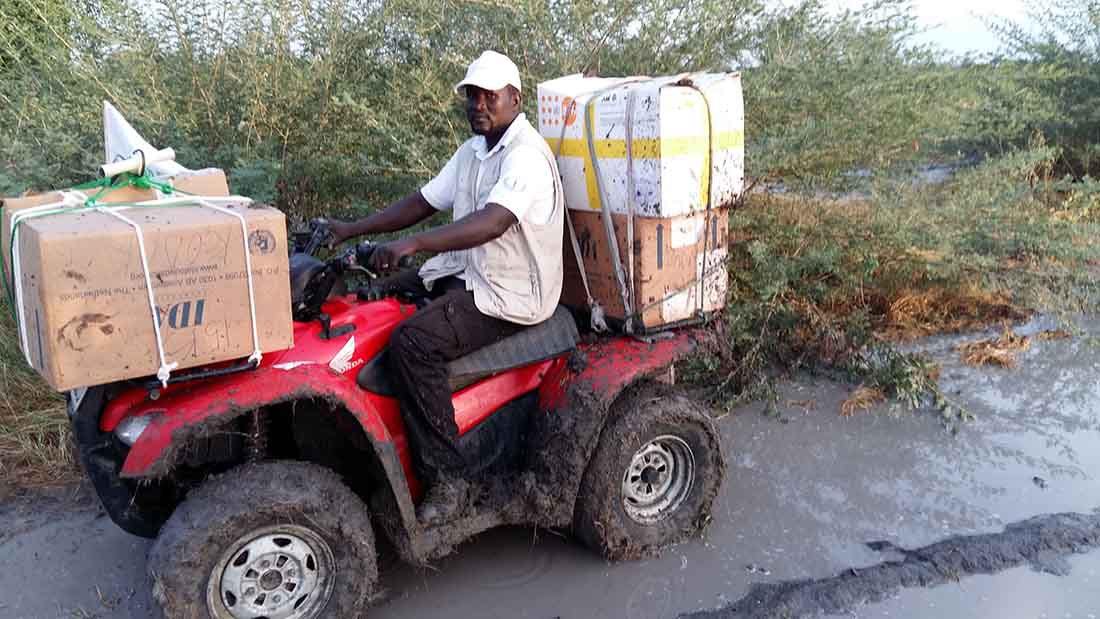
[537, 73, 744, 217]
[8, 200, 292, 391]
[562, 208, 729, 329]
[2, 168, 231, 288]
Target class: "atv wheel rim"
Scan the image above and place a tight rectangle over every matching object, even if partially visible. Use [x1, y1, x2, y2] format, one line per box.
[207, 525, 336, 619]
[621, 435, 696, 525]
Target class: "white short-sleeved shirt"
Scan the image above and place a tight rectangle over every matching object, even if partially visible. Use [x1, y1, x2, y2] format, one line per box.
[420, 114, 556, 226]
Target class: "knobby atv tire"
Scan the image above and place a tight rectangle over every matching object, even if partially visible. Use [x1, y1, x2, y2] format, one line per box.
[148, 461, 377, 619]
[574, 383, 725, 561]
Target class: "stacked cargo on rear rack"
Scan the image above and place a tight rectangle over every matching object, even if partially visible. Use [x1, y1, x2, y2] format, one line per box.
[1, 103, 293, 391]
[536, 72, 744, 331]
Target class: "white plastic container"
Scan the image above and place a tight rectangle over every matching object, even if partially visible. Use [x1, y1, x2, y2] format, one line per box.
[537, 72, 744, 218]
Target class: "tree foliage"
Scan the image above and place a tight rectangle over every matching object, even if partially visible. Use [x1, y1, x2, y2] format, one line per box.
[0, 0, 1097, 209]
[981, 0, 1100, 176]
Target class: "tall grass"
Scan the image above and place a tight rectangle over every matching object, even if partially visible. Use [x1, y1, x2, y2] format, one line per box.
[0, 301, 72, 493]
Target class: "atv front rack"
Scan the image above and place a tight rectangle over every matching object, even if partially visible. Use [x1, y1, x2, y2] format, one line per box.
[140, 357, 260, 398]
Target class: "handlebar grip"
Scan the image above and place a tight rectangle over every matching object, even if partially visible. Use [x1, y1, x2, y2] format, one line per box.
[354, 241, 375, 267]
[353, 241, 413, 271]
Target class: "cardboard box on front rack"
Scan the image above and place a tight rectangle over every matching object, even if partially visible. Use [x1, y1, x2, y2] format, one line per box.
[5, 192, 292, 391]
[562, 207, 729, 330]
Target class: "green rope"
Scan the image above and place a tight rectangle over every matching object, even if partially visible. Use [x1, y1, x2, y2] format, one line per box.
[72, 170, 188, 207]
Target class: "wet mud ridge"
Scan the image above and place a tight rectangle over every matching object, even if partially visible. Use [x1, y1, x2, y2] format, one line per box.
[683, 510, 1100, 619]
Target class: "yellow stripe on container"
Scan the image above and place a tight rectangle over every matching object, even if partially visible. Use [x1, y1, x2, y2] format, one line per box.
[544, 130, 744, 210]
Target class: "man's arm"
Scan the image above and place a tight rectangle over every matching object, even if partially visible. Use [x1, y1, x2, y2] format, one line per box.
[329, 191, 438, 244]
[366, 204, 517, 270]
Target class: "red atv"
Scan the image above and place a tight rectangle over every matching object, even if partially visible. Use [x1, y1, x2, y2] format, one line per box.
[69, 220, 725, 619]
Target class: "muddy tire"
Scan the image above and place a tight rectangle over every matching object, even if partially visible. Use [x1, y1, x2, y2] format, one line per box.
[574, 383, 725, 561]
[147, 461, 377, 619]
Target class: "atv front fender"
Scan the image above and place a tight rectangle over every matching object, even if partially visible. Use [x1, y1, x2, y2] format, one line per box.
[526, 330, 700, 528]
[112, 364, 420, 530]
[117, 364, 393, 474]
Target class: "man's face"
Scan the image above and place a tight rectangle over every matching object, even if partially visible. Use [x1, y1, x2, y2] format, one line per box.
[465, 85, 520, 136]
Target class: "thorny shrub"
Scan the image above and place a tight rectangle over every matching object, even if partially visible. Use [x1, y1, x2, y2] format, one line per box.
[681, 148, 1100, 421]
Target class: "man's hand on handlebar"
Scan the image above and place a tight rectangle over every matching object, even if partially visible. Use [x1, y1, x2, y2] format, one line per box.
[368, 238, 418, 273]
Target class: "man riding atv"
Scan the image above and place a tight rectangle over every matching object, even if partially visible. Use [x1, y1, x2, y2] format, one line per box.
[327, 50, 564, 526]
[69, 50, 726, 619]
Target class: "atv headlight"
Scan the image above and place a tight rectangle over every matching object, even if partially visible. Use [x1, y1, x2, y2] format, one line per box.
[115, 413, 161, 446]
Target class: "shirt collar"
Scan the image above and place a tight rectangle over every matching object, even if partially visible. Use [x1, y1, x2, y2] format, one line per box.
[471, 113, 528, 161]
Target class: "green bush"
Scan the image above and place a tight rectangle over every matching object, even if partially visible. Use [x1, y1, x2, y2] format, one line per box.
[1, 0, 770, 209]
[4, 0, 1060, 210]
[979, 0, 1100, 176]
[742, 0, 960, 185]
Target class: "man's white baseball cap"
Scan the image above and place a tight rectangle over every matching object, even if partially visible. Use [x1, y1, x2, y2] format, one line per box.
[454, 50, 522, 95]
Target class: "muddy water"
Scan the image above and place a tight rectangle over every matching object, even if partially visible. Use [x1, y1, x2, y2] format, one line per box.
[370, 316, 1100, 618]
[1, 317, 1098, 618]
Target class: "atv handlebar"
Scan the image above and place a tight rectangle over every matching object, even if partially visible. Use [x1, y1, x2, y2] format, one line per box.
[297, 218, 413, 274]
[290, 219, 417, 321]
[351, 243, 414, 273]
[293, 218, 334, 257]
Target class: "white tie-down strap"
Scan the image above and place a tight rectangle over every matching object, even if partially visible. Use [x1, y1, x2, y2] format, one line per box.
[553, 100, 608, 333]
[131, 195, 251, 208]
[95, 207, 180, 386]
[10, 191, 89, 366]
[580, 78, 653, 334]
[585, 90, 636, 334]
[564, 212, 608, 332]
[623, 89, 639, 330]
[194, 199, 264, 368]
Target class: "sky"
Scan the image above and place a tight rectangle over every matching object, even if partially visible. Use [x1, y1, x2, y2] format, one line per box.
[821, 0, 1032, 55]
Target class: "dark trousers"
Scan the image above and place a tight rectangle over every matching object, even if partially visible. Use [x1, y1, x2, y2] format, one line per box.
[387, 273, 525, 484]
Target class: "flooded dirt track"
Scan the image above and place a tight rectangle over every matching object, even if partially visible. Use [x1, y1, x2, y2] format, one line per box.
[0, 492, 159, 618]
[1, 316, 1098, 618]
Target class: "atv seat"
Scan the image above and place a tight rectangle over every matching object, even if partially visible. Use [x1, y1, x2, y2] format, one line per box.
[356, 305, 579, 395]
[446, 305, 578, 391]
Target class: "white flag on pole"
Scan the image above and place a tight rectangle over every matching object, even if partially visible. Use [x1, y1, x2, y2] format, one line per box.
[102, 101, 188, 178]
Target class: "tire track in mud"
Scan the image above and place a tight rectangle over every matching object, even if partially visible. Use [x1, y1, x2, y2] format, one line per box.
[682, 510, 1100, 619]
